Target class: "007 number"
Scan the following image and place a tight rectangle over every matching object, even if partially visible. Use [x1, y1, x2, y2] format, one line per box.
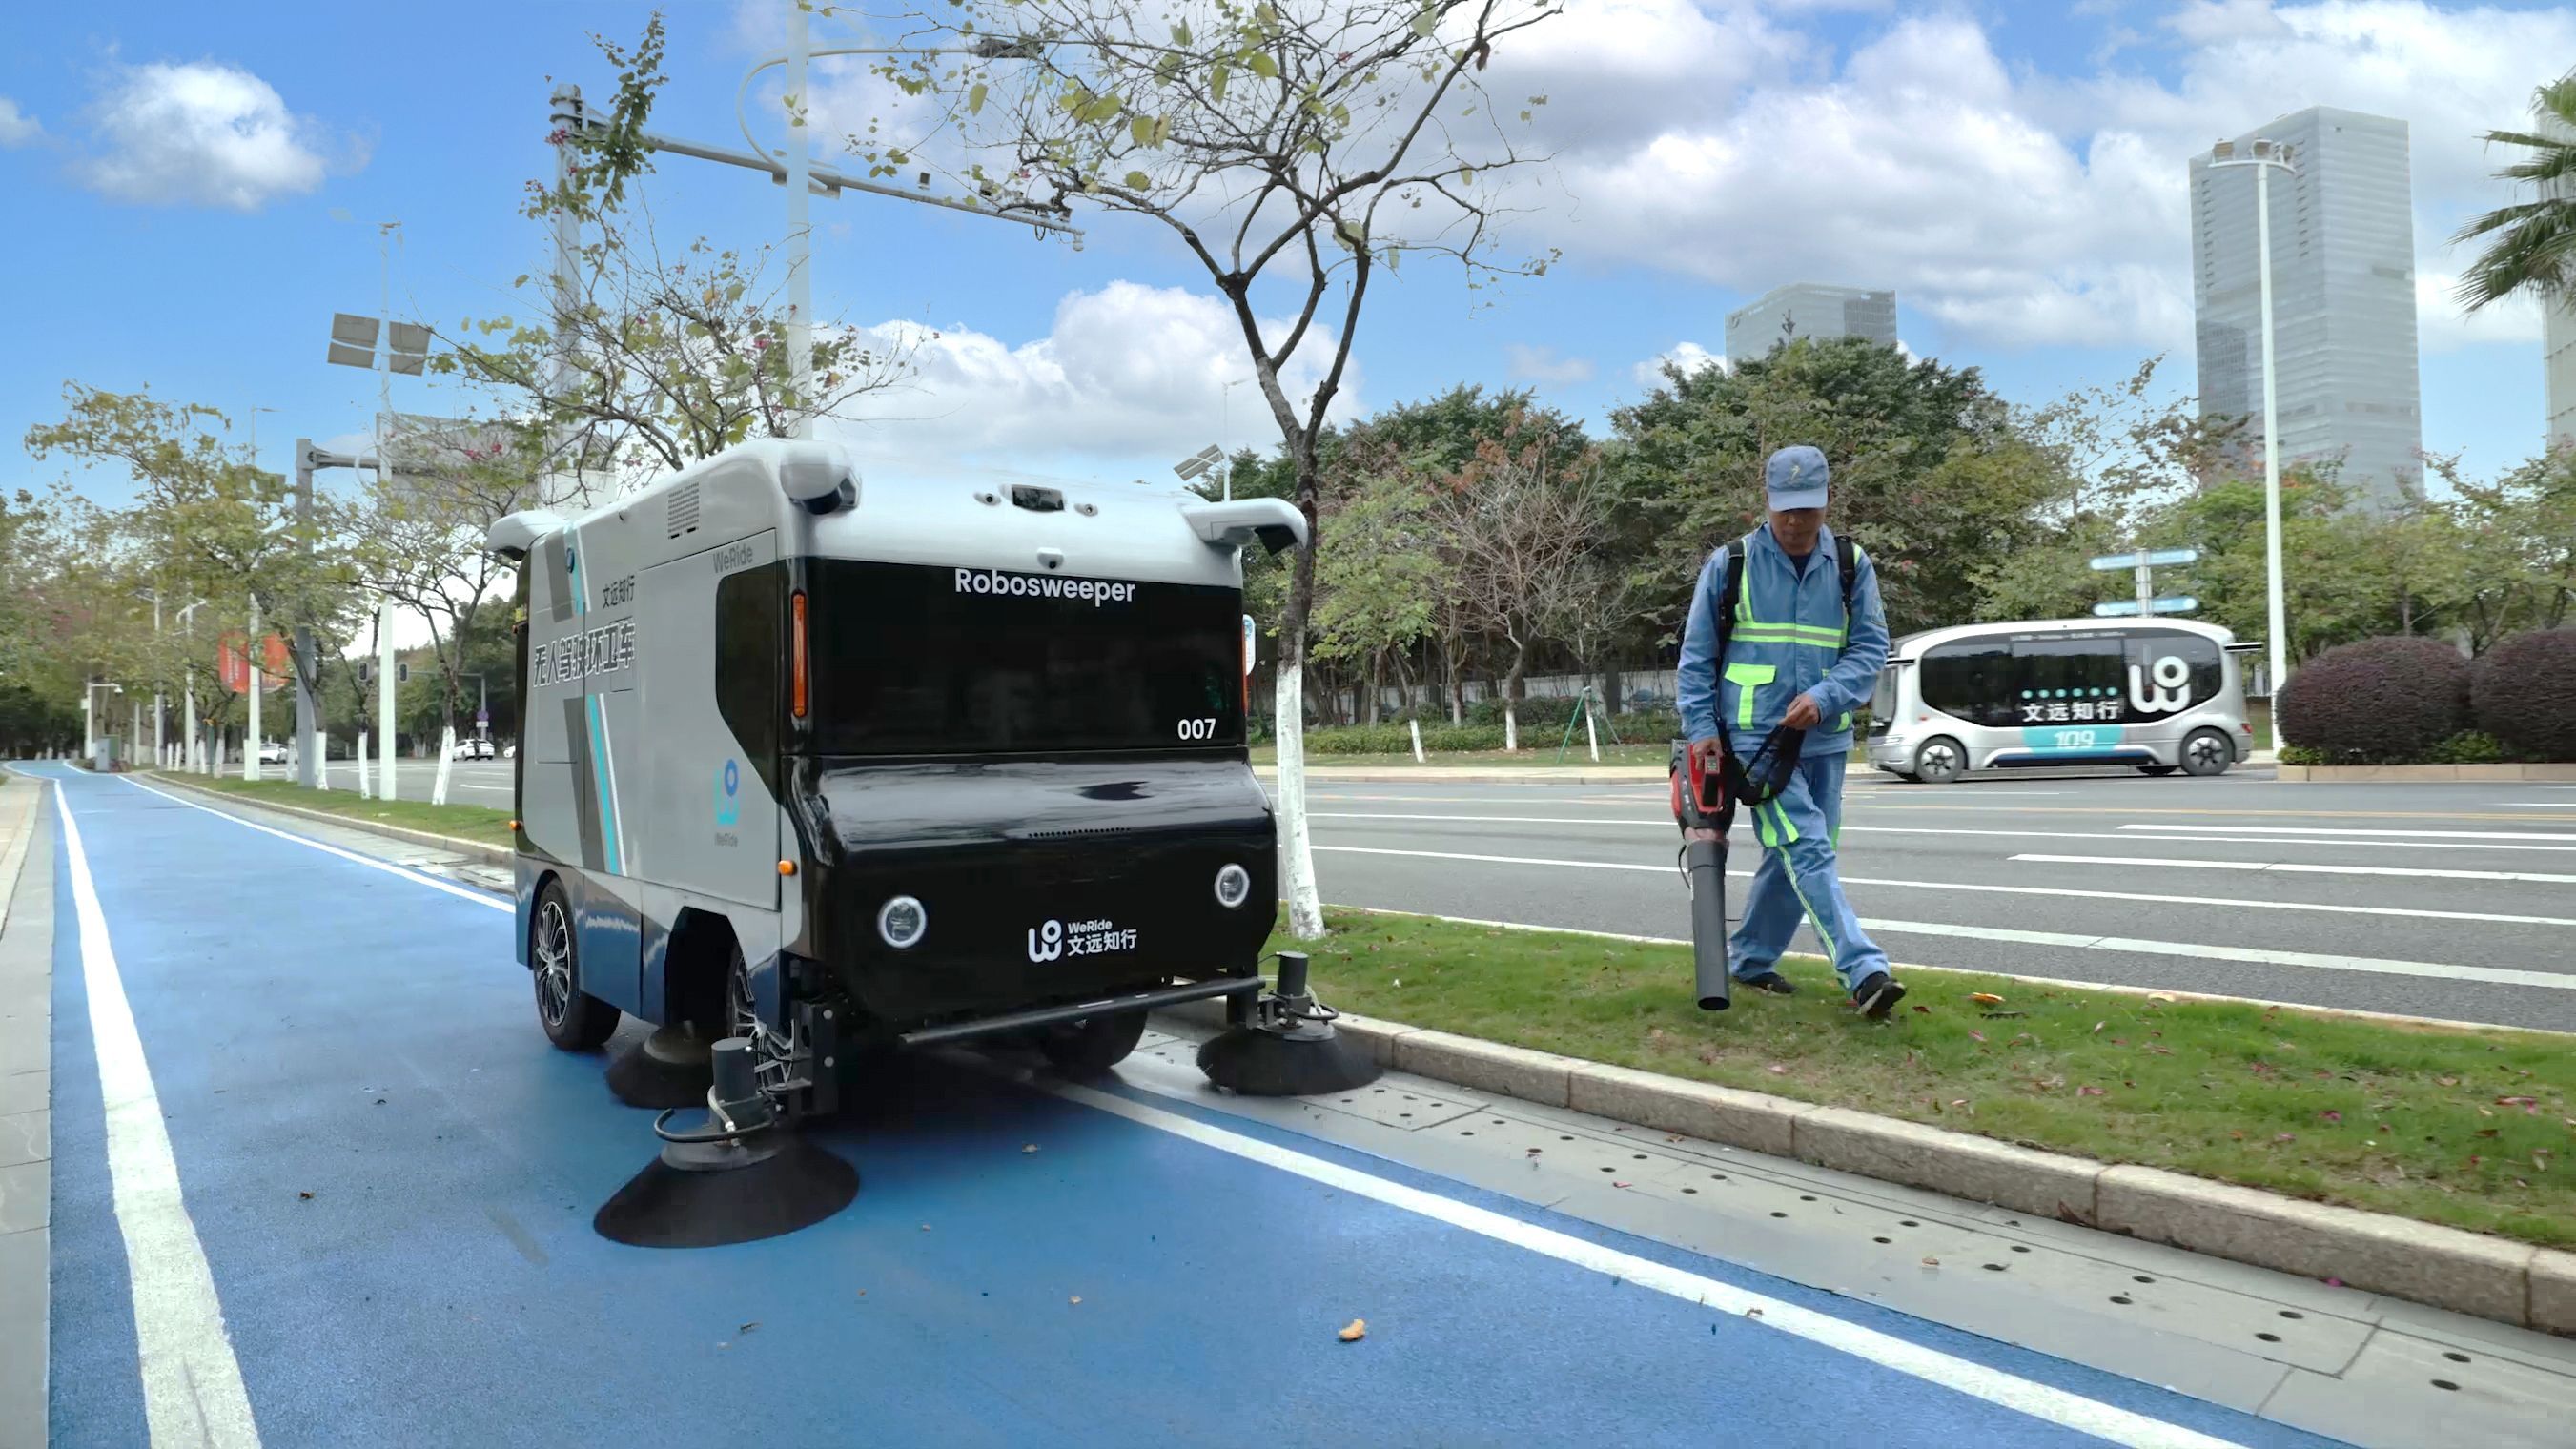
[1176, 717, 1218, 742]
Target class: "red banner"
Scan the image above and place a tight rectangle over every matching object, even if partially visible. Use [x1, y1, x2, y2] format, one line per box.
[216, 632, 292, 694]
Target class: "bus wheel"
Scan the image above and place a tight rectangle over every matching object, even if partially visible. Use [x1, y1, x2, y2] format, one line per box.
[2136, 764, 2179, 777]
[1913, 737, 1966, 785]
[533, 882, 620, 1051]
[2180, 728, 2234, 777]
[1038, 1008, 1150, 1079]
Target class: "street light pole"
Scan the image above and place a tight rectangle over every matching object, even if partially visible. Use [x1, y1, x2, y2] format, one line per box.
[2207, 137, 2298, 697]
[784, 0, 815, 439]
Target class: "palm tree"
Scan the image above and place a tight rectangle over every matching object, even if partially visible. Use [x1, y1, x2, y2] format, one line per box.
[2452, 72, 2576, 314]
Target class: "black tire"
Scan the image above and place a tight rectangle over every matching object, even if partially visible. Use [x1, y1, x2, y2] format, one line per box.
[532, 881, 620, 1051]
[1037, 1008, 1150, 1079]
[1913, 737, 1967, 785]
[2136, 764, 2179, 777]
[2180, 727, 2234, 777]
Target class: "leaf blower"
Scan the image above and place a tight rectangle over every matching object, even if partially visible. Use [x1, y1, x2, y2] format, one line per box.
[1669, 725, 1806, 1012]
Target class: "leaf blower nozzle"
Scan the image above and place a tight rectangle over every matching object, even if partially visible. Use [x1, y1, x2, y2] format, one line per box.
[1670, 738, 1735, 1012]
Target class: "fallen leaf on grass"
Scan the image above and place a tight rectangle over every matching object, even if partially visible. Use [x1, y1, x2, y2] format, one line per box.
[2146, 993, 2176, 1004]
[1338, 1318, 1367, 1342]
[2438, 1076, 2460, 1087]
[2498, 1095, 2539, 1107]
[2092, 1022, 2106, 1035]
[2274, 1133, 2297, 1144]
[1967, 1030, 1987, 1043]
[2476, 1129, 2501, 1139]
[1970, 992, 2005, 1007]
[1766, 1064, 1789, 1075]
[1911, 1004, 1930, 1015]
[2321, 1112, 2342, 1123]
[2077, 1086, 2106, 1097]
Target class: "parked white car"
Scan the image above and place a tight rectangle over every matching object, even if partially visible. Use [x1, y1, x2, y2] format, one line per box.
[256, 741, 290, 765]
[459, 737, 496, 761]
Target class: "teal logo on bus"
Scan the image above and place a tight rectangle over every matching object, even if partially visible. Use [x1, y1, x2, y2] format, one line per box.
[713, 759, 741, 827]
[2020, 724, 2126, 754]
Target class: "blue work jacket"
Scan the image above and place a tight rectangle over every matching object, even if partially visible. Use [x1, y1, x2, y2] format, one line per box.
[1676, 524, 1890, 756]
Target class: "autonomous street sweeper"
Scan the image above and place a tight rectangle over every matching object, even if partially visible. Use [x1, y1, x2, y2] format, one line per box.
[483, 439, 1376, 1155]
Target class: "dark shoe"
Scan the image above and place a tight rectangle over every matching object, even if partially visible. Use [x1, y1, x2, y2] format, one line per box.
[1737, 971, 1797, 997]
[1850, 973, 1907, 1020]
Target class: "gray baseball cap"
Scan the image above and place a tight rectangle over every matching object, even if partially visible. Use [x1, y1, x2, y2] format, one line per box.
[1766, 445, 1830, 511]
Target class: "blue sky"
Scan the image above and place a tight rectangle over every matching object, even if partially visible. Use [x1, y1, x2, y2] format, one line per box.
[5, 0, 2572, 518]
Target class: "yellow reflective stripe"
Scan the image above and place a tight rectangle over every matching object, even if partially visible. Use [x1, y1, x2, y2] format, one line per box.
[1761, 799, 1801, 846]
[1753, 804, 1776, 847]
[1724, 662, 1774, 729]
[1731, 627, 1842, 646]
[1784, 870, 1838, 961]
[1837, 711, 1851, 732]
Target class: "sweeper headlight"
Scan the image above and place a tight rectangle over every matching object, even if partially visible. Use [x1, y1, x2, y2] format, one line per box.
[877, 895, 929, 949]
[1214, 863, 1253, 909]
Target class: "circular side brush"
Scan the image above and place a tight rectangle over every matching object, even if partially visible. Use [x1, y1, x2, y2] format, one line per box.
[603, 1024, 717, 1110]
[1196, 951, 1382, 1097]
[594, 1039, 858, 1249]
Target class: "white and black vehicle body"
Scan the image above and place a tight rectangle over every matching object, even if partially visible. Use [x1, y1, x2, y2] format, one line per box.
[1865, 618, 2259, 783]
[485, 439, 1304, 1114]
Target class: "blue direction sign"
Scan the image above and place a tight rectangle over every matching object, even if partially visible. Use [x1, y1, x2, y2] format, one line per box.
[2088, 547, 2199, 571]
[2093, 596, 2199, 617]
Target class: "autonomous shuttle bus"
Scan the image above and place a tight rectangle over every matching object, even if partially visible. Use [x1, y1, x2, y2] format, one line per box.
[1865, 618, 2258, 783]
[484, 439, 1305, 1114]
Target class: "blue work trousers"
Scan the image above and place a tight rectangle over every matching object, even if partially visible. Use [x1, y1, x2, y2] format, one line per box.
[1728, 754, 1890, 992]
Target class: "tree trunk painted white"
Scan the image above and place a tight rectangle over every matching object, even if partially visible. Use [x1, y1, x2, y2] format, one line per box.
[245, 602, 263, 783]
[1273, 663, 1326, 940]
[1409, 717, 1424, 763]
[1503, 704, 1519, 753]
[357, 732, 373, 799]
[1585, 705, 1601, 763]
[432, 726, 455, 806]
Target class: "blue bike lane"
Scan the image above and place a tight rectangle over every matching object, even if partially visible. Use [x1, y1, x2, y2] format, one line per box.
[33, 765, 2346, 1449]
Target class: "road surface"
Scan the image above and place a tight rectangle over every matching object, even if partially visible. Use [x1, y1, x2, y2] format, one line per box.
[20, 765, 2576, 1446]
[1298, 767, 2576, 1032]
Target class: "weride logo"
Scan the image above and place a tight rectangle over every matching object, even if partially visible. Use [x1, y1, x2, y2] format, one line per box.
[955, 568, 1138, 607]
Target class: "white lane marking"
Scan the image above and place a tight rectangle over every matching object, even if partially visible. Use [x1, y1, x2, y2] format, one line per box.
[1056, 1082, 2247, 1449]
[52, 785, 266, 1448]
[2012, 854, 2576, 886]
[1310, 811, 2576, 855]
[1336, 906, 2563, 1037]
[2501, 803, 2576, 807]
[1310, 845, 2575, 990]
[121, 776, 511, 915]
[1313, 844, 2576, 929]
[2120, 823, 2576, 844]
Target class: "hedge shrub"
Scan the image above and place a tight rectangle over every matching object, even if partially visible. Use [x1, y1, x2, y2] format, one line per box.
[2472, 629, 2576, 763]
[2274, 636, 2470, 764]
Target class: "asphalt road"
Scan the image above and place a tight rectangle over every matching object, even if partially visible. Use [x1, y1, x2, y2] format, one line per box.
[309, 756, 516, 805]
[23, 763, 2407, 1449]
[1299, 766, 2576, 1033]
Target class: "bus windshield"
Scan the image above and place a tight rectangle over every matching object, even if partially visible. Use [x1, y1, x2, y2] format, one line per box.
[801, 559, 1245, 757]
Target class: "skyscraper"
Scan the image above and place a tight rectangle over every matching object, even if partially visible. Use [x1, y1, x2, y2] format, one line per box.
[2190, 107, 2424, 508]
[1724, 284, 1898, 362]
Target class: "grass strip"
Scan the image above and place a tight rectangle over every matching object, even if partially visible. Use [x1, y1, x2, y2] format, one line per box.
[1287, 906, 2576, 1249]
[150, 772, 515, 850]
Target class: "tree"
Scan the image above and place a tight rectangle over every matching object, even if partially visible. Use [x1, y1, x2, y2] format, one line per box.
[431, 15, 917, 485]
[23, 385, 368, 737]
[865, 0, 1565, 937]
[351, 418, 547, 739]
[1311, 470, 1438, 723]
[1434, 434, 1601, 749]
[2451, 73, 2576, 316]
[2437, 445, 2576, 647]
[1605, 337, 2037, 639]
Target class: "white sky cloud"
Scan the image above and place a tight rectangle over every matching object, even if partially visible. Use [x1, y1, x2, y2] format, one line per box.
[1484, 1, 2574, 353]
[0, 97, 39, 147]
[1506, 343, 1596, 385]
[821, 279, 1360, 485]
[77, 61, 355, 211]
[1633, 341, 1726, 386]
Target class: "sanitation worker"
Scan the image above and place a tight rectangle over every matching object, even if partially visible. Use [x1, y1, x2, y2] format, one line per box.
[1674, 444, 1906, 1017]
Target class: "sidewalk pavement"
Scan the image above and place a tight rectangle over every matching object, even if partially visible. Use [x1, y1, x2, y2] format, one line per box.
[0, 772, 52, 1441]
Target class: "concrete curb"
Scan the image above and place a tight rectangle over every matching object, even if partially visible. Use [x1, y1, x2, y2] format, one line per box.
[1160, 997, 2576, 1337]
[2277, 762, 2576, 783]
[141, 774, 512, 867]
